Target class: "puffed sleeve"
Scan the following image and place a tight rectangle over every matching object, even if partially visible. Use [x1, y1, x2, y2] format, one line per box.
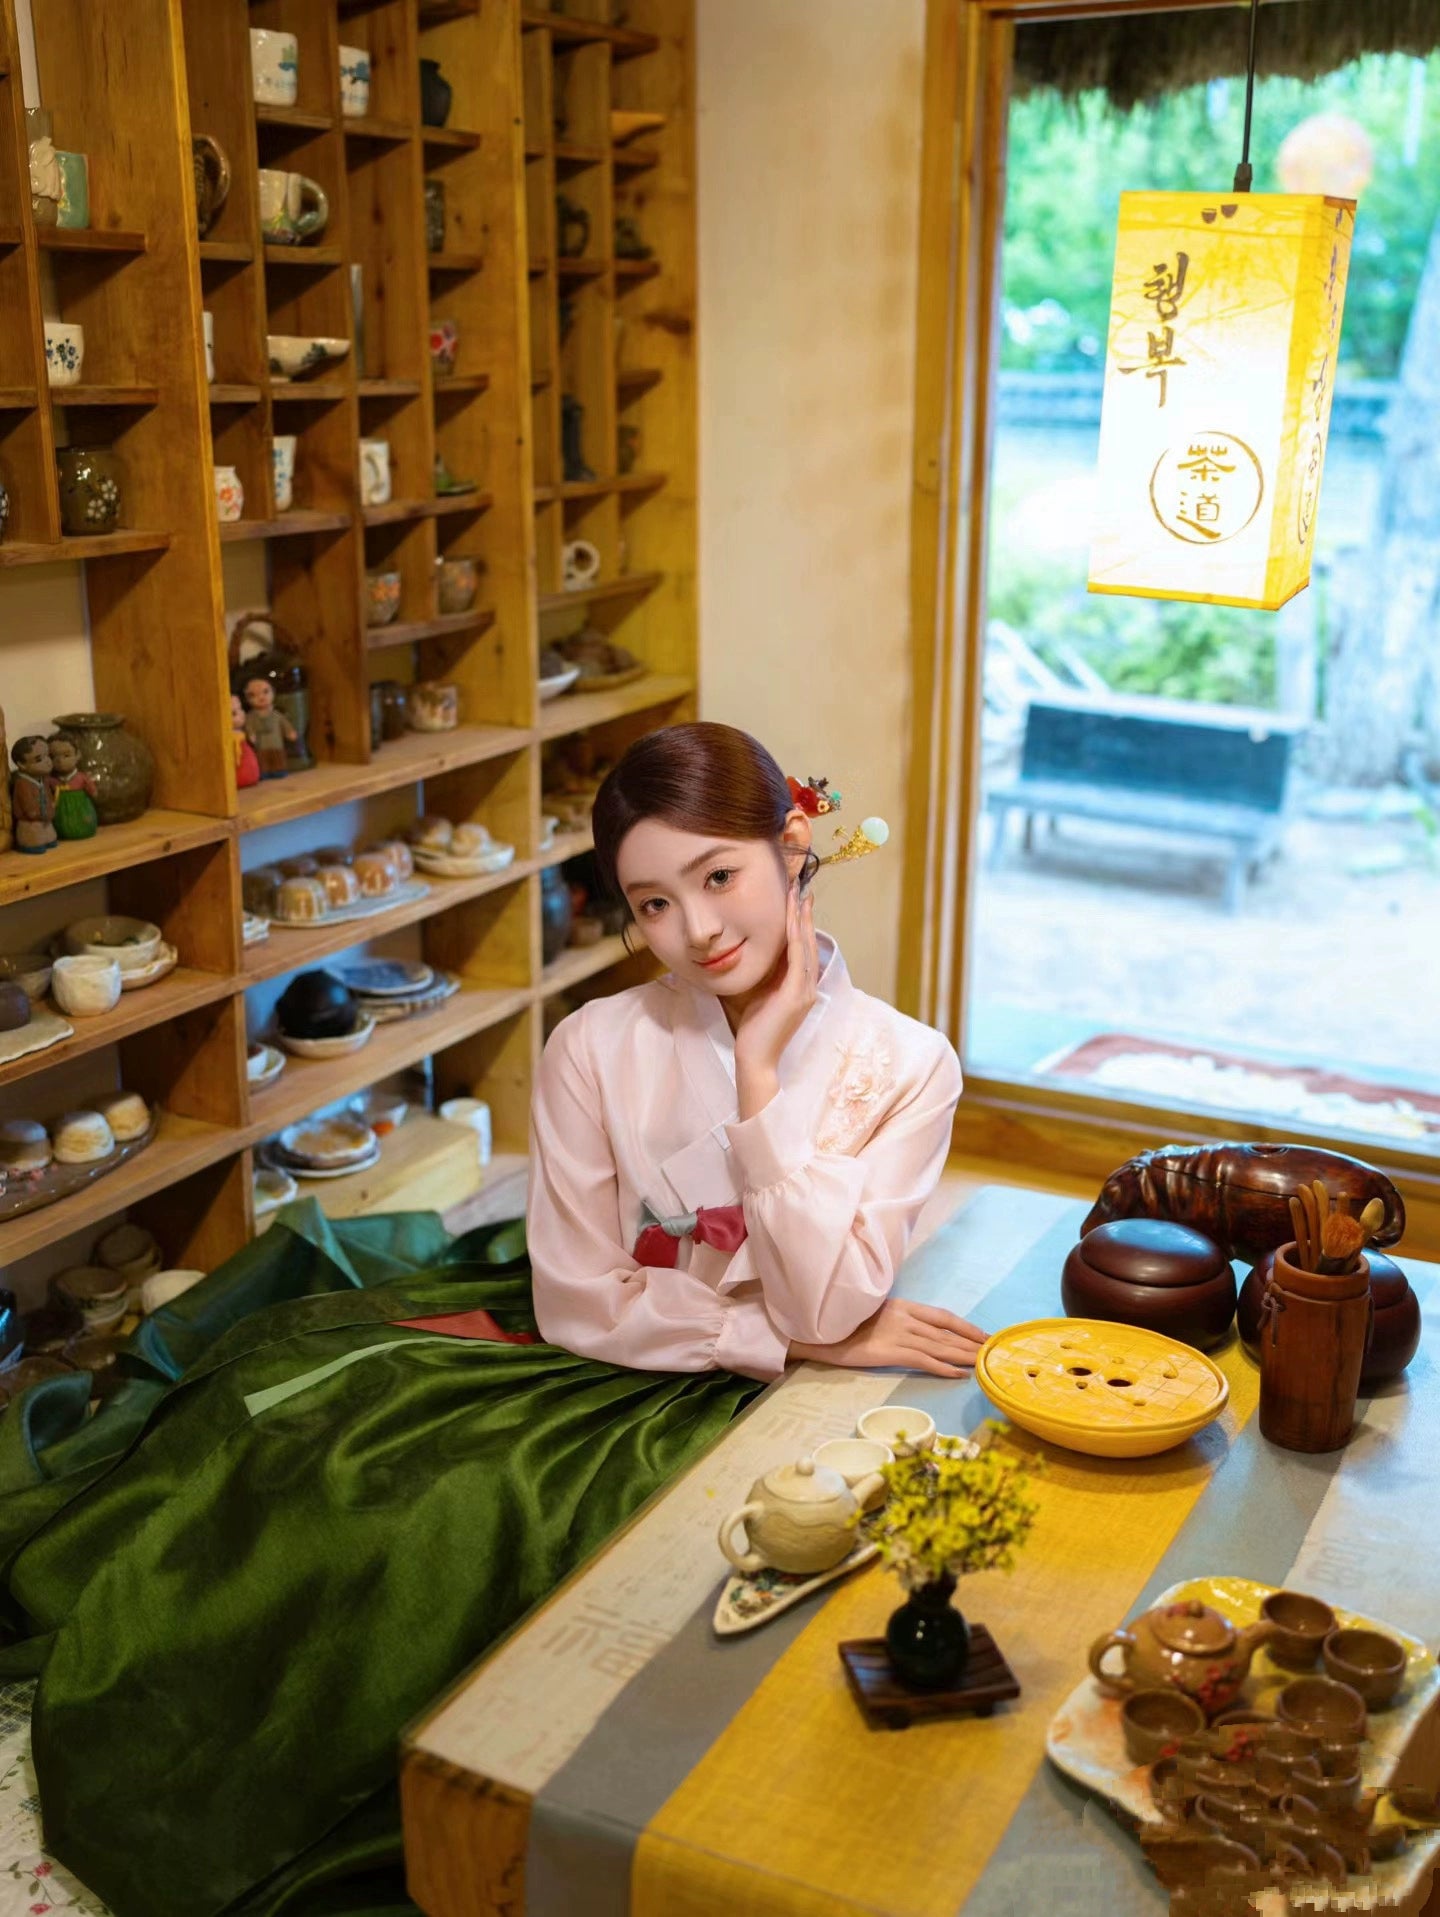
[528, 1011, 792, 1381]
[723, 1033, 962, 1346]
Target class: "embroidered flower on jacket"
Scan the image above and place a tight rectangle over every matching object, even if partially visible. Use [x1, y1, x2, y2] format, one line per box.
[817, 1030, 895, 1154]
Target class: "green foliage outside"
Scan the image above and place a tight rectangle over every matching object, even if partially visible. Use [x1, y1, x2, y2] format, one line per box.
[991, 53, 1439, 708]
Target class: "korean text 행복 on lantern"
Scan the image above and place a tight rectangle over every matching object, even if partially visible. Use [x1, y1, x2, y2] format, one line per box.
[1088, 190, 1355, 611]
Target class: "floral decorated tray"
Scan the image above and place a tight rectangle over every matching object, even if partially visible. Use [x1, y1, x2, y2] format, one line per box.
[713, 1540, 877, 1637]
[1047, 1574, 1440, 1898]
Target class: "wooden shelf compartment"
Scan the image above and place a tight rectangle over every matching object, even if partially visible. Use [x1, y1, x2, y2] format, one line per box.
[243, 865, 529, 986]
[614, 258, 661, 281]
[219, 511, 351, 542]
[536, 570, 663, 616]
[432, 374, 491, 397]
[362, 493, 493, 527]
[520, 11, 660, 59]
[536, 827, 594, 870]
[0, 388, 37, 409]
[612, 147, 661, 174]
[422, 126, 481, 153]
[428, 251, 487, 277]
[358, 378, 423, 399]
[555, 256, 606, 279]
[537, 474, 666, 504]
[540, 934, 632, 997]
[269, 381, 350, 404]
[617, 366, 664, 398]
[365, 608, 496, 651]
[0, 811, 232, 910]
[553, 140, 607, 167]
[432, 491, 493, 518]
[0, 968, 237, 1094]
[36, 227, 147, 255]
[0, 530, 173, 567]
[236, 724, 533, 833]
[344, 117, 412, 145]
[0, 1115, 234, 1268]
[262, 244, 345, 269]
[246, 983, 533, 1137]
[198, 240, 254, 264]
[539, 672, 695, 741]
[256, 105, 334, 132]
[209, 384, 265, 406]
[51, 386, 161, 408]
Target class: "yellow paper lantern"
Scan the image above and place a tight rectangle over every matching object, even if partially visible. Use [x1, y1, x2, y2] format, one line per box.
[1088, 190, 1354, 611]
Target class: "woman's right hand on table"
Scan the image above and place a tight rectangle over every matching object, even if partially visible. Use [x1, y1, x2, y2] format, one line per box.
[789, 1298, 986, 1378]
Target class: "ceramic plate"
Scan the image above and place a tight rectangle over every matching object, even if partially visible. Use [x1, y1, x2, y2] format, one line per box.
[118, 942, 179, 992]
[242, 913, 271, 947]
[278, 1115, 377, 1169]
[269, 881, 429, 929]
[254, 1165, 298, 1215]
[538, 667, 582, 701]
[0, 1007, 73, 1067]
[411, 845, 516, 880]
[281, 1146, 382, 1182]
[247, 1044, 286, 1091]
[1047, 1574, 1440, 1900]
[713, 1541, 878, 1637]
[355, 973, 460, 1022]
[277, 1015, 377, 1060]
[336, 959, 434, 998]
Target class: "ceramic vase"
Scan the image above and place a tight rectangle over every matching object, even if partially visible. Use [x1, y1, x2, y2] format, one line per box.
[50, 712, 154, 824]
[419, 59, 452, 128]
[56, 448, 124, 536]
[884, 1574, 970, 1692]
[540, 863, 573, 965]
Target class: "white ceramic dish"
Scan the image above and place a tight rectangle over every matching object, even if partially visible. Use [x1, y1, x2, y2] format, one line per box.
[64, 915, 163, 973]
[254, 1165, 299, 1215]
[118, 942, 179, 992]
[269, 880, 429, 929]
[267, 334, 351, 379]
[538, 666, 582, 701]
[356, 973, 459, 1022]
[247, 1043, 286, 1090]
[242, 913, 271, 947]
[280, 1146, 382, 1181]
[336, 959, 433, 998]
[411, 845, 515, 880]
[277, 1014, 376, 1059]
[278, 1116, 377, 1168]
[0, 1007, 73, 1066]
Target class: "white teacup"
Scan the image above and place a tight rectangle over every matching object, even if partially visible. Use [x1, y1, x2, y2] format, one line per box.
[43, 320, 84, 388]
[272, 434, 297, 512]
[438, 1096, 492, 1165]
[339, 45, 372, 118]
[812, 1438, 892, 1508]
[856, 1404, 937, 1457]
[214, 464, 244, 523]
[359, 437, 391, 506]
[250, 28, 299, 106]
[52, 954, 122, 1018]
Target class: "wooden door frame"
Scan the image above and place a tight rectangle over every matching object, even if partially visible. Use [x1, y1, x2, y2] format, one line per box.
[903, 0, 1440, 1254]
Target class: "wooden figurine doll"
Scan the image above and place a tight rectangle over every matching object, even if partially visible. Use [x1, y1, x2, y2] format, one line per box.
[231, 694, 261, 789]
[10, 736, 57, 854]
[242, 677, 296, 780]
[47, 733, 98, 840]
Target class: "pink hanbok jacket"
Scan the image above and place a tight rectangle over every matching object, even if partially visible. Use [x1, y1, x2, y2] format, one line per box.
[528, 934, 962, 1380]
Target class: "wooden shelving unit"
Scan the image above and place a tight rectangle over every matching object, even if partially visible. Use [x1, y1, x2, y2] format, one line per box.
[0, 0, 694, 1283]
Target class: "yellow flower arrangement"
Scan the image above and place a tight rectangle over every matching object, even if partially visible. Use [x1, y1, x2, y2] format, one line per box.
[861, 1427, 1041, 1593]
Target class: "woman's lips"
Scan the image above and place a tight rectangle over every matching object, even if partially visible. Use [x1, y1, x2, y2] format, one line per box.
[697, 940, 745, 972]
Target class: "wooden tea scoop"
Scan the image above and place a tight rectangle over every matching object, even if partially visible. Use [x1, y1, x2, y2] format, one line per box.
[1296, 1184, 1323, 1272]
[1359, 1197, 1385, 1239]
[1319, 1213, 1366, 1275]
[1289, 1194, 1311, 1270]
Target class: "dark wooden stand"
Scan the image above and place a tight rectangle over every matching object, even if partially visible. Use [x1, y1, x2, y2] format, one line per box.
[838, 1624, 1020, 1730]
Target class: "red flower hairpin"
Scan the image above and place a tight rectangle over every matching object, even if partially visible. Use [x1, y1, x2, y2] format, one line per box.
[788, 774, 890, 867]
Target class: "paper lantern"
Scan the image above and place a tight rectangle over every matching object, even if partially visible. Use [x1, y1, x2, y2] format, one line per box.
[1088, 191, 1354, 611]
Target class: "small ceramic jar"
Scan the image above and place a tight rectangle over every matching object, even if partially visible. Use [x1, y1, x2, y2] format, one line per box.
[365, 569, 402, 627]
[406, 681, 459, 732]
[249, 28, 299, 107]
[214, 465, 245, 523]
[43, 321, 84, 387]
[359, 438, 391, 506]
[56, 448, 124, 535]
[428, 320, 459, 378]
[271, 435, 297, 512]
[435, 555, 477, 614]
[51, 953, 122, 1017]
[51, 713, 155, 824]
[339, 44, 371, 118]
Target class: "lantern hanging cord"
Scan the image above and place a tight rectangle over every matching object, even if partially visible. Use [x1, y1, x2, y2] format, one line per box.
[1234, 0, 1261, 192]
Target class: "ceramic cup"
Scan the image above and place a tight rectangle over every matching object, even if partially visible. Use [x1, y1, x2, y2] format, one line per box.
[406, 681, 458, 733]
[810, 1438, 892, 1509]
[203, 311, 216, 383]
[358, 438, 391, 506]
[257, 168, 329, 245]
[250, 28, 299, 107]
[1322, 1627, 1407, 1709]
[339, 45, 371, 118]
[1275, 1675, 1368, 1743]
[563, 538, 601, 590]
[424, 178, 445, 254]
[214, 465, 244, 523]
[55, 150, 89, 229]
[435, 555, 477, 614]
[856, 1404, 936, 1456]
[271, 435, 297, 512]
[51, 954, 122, 1018]
[1260, 1591, 1336, 1671]
[428, 319, 458, 378]
[438, 1097, 492, 1165]
[365, 569, 402, 627]
[43, 321, 84, 388]
[1120, 1688, 1208, 1766]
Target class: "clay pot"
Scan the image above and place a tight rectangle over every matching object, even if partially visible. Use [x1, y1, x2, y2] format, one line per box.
[51, 712, 154, 824]
[1061, 1218, 1236, 1348]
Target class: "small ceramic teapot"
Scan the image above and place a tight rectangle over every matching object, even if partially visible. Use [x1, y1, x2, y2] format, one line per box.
[1090, 1599, 1278, 1717]
[718, 1458, 881, 1577]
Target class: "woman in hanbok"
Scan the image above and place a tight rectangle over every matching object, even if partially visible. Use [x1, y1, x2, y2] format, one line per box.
[0, 723, 980, 1916]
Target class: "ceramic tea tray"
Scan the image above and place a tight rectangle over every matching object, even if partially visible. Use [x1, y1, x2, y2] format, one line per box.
[0, 1119, 156, 1224]
[713, 1540, 878, 1637]
[270, 880, 429, 929]
[0, 1006, 72, 1067]
[1047, 1575, 1440, 1900]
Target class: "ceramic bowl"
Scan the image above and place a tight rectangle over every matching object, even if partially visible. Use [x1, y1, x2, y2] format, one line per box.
[1118, 1685, 1215, 1764]
[267, 334, 350, 379]
[365, 569, 403, 627]
[254, 1165, 299, 1215]
[51, 954, 122, 1018]
[0, 952, 53, 1002]
[855, 1404, 936, 1456]
[246, 1043, 286, 1090]
[436, 556, 478, 614]
[64, 915, 164, 973]
[1275, 1675, 1368, 1743]
[1322, 1627, 1407, 1708]
[810, 1438, 893, 1503]
[1261, 1590, 1336, 1671]
[278, 1015, 376, 1060]
[539, 665, 582, 701]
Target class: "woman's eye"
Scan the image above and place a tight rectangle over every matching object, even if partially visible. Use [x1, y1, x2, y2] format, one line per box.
[706, 868, 735, 890]
[639, 897, 667, 919]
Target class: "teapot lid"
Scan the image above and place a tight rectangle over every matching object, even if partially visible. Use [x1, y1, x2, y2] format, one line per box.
[1151, 1599, 1235, 1655]
[760, 1458, 849, 1504]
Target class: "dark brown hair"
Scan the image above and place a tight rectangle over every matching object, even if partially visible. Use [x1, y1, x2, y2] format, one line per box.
[592, 722, 817, 915]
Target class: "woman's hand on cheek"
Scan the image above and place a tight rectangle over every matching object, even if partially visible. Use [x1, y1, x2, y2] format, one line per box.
[734, 890, 819, 1106]
[789, 1300, 987, 1378]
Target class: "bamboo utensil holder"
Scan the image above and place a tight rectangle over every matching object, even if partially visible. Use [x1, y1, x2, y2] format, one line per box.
[1259, 1242, 1373, 1454]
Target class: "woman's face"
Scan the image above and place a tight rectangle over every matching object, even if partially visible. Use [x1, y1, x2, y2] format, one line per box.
[615, 812, 811, 997]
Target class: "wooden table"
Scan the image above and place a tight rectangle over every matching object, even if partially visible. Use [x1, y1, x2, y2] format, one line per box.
[402, 1187, 1440, 1917]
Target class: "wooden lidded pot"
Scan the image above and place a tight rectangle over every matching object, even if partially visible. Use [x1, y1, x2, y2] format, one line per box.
[1061, 1219, 1236, 1350]
[1239, 1247, 1420, 1388]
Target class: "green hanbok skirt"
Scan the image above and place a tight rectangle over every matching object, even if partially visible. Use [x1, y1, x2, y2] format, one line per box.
[0, 1203, 761, 1917]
